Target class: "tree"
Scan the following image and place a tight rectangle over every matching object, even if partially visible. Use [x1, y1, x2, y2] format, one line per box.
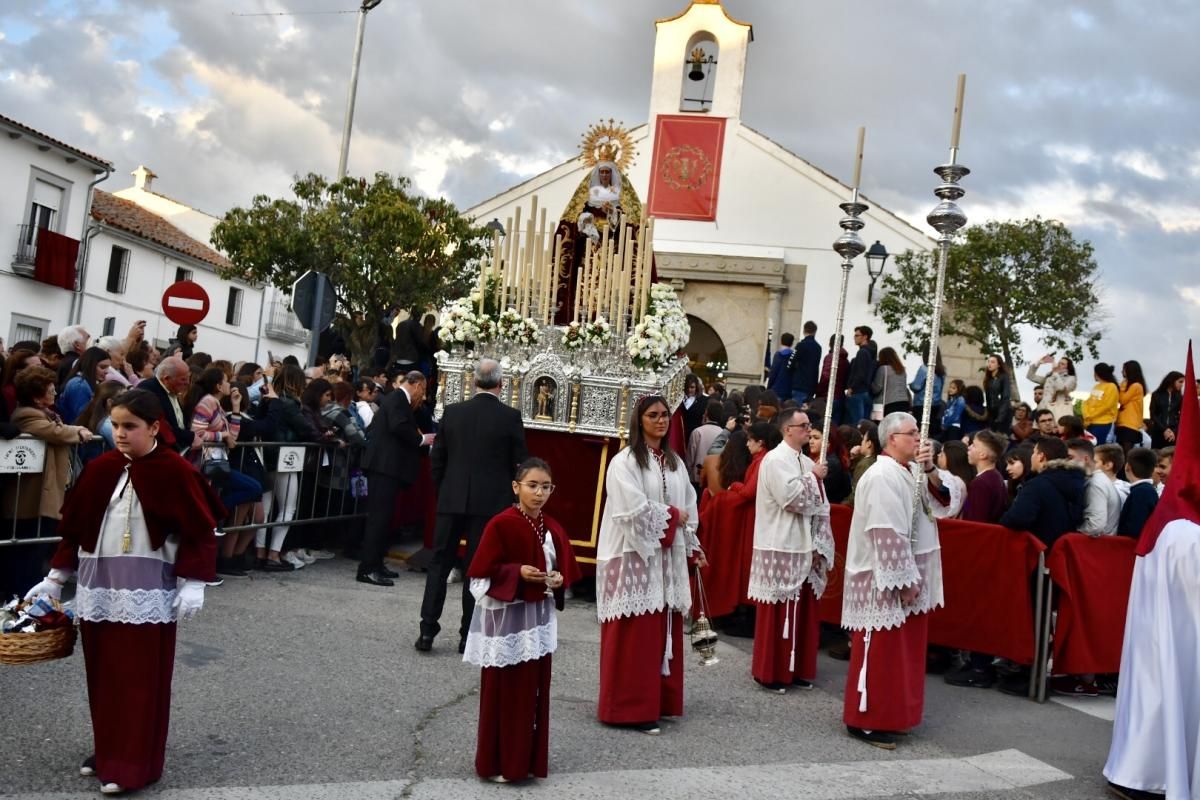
[876, 217, 1103, 392]
[211, 172, 488, 364]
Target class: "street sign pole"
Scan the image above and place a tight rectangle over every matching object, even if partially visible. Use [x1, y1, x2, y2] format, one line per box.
[307, 274, 325, 368]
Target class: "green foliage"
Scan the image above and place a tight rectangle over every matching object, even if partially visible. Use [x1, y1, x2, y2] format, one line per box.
[876, 217, 1103, 374]
[211, 172, 488, 363]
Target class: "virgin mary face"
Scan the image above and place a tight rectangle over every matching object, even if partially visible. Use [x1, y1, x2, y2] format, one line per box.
[598, 167, 613, 187]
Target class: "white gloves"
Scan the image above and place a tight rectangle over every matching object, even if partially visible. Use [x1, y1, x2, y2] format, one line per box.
[172, 579, 205, 621]
[24, 568, 73, 602]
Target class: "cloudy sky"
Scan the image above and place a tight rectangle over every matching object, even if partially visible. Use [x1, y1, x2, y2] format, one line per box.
[2, 0, 1196, 392]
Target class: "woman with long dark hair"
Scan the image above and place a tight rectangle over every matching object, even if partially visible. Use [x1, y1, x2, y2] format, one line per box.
[59, 346, 112, 427]
[1115, 360, 1147, 453]
[25, 388, 221, 794]
[1082, 362, 1120, 444]
[961, 385, 989, 437]
[872, 347, 910, 417]
[983, 355, 1013, 433]
[1, 347, 41, 419]
[596, 394, 705, 735]
[846, 420, 881, 508]
[1004, 445, 1034, 505]
[1148, 370, 1184, 448]
[174, 324, 197, 360]
[260, 364, 324, 571]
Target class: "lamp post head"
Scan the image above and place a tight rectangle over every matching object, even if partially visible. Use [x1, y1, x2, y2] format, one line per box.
[485, 218, 505, 238]
[361, 0, 383, 10]
[864, 240, 889, 279]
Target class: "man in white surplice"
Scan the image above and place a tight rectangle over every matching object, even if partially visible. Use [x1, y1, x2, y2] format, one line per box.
[747, 408, 833, 692]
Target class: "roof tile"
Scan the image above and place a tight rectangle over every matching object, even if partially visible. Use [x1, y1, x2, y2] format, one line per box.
[91, 190, 231, 270]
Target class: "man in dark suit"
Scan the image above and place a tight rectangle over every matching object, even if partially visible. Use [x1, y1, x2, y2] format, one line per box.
[416, 358, 527, 653]
[138, 355, 194, 454]
[357, 370, 432, 586]
[787, 320, 822, 406]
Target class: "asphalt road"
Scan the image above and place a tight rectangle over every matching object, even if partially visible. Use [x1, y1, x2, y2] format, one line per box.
[0, 555, 1117, 799]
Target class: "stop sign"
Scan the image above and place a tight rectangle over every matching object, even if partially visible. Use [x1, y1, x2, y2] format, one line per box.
[161, 280, 210, 326]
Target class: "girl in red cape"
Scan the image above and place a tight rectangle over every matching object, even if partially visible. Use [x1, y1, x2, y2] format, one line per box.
[25, 388, 222, 795]
[463, 457, 581, 783]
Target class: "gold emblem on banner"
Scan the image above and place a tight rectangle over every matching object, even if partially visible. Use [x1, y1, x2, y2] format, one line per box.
[660, 144, 713, 191]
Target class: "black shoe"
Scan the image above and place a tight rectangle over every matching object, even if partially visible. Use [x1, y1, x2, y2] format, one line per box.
[356, 571, 394, 587]
[633, 721, 661, 735]
[458, 636, 467, 654]
[262, 559, 293, 572]
[216, 559, 248, 578]
[826, 640, 852, 661]
[791, 678, 814, 690]
[414, 635, 434, 652]
[944, 665, 996, 689]
[755, 679, 788, 694]
[997, 672, 1031, 697]
[1107, 782, 1165, 800]
[847, 725, 897, 750]
[380, 566, 400, 579]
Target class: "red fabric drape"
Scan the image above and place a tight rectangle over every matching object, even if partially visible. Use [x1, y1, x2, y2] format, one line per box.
[695, 488, 753, 617]
[392, 455, 436, 548]
[33, 228, 78, 290]
[1047, 533, 1137, 675]
[819, 506, 1045, 665]
[524, 430, 616, 570]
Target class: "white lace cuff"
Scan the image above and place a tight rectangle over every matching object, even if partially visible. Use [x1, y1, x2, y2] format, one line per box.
[784, 473, 825, 514]
[613, 501, 672, 562]
[869, 527, 920, 591]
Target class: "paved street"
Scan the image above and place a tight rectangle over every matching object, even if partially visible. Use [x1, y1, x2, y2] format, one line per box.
[1, 556, 1116, 799]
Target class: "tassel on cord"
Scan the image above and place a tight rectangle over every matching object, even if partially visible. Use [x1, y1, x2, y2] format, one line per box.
[781, 597, 791, 640]
[662, 613, 673, 676]
[857, 630, 873, 712]
[788, 597, 800, 673]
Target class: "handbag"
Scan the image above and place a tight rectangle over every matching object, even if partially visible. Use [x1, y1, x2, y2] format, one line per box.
[201, 445, 232, 486]
[870, 370, 887, 421]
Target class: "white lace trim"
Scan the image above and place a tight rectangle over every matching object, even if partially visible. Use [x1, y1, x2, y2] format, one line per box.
[841, 549, 943, 631]
[75, 586, 178, 624]
[595, 547, 692, 623]
[747, 549, 812, 603]
[613, 500, 672, 562]
[463, 595, 558, 668]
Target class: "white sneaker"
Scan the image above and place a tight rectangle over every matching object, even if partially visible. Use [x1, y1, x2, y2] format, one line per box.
[310, 549, 336, 560]
[284, 551, 307, 569]
[296, 549, 317, 564]
[100, 783, 125, 795]
[447, 567, 463, 585]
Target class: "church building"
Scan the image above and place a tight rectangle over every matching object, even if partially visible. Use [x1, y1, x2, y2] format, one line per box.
[465, 0, 981, 387]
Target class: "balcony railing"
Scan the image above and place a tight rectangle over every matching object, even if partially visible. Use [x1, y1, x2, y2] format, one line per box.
[263, 301, 308, 343]
[13, 224, 38, 274]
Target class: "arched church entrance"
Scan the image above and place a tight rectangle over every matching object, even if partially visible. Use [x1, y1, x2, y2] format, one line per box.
[684, 314, 729, 387]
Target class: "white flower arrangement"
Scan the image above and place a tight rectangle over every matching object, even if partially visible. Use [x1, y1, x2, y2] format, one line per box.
[625, 283, 690, 371]
[562, 320, 586, 352]
[440, 297, 496, 345]
[582, 316, 613, 346]
[496, 308, 541, 347]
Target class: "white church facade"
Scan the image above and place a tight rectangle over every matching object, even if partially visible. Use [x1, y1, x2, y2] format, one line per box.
[466, 0, 982, 387]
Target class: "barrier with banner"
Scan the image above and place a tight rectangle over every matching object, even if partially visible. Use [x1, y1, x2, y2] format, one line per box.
[1046, 533, 1137, 676]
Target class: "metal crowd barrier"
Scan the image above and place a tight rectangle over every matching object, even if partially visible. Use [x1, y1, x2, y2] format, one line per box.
[0, 436, 366, 546]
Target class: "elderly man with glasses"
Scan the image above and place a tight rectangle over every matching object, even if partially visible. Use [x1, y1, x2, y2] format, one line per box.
[747, 408, 833, 694]
[841, 411, 950, 751]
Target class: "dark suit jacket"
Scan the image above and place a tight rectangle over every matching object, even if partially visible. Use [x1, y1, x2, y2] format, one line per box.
[137, 377, 191, 453]
[1118, 482, 1159, 539]
[788, 335, 822, 396]
[432, 392, 527, 516]
[361, 387, 424, 485]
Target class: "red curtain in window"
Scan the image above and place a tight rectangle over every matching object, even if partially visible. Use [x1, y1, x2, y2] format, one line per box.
[33, 229, 79, 290]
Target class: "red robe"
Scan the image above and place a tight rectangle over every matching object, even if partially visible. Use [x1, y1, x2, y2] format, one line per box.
[466, 506, 581, 781]
[51, 445, 222, 791]
[698, 450, 765, 618]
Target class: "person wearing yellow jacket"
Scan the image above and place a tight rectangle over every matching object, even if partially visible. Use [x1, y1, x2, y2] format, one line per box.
[1115, 361, 1148, 454]
[1083, 362, 1120, 444]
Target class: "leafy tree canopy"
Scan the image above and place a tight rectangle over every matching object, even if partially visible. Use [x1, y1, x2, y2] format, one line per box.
[211, 172, 488, 362]
[876, 217, 1103, 379]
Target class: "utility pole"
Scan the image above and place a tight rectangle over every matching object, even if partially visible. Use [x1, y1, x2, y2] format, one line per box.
[336, 0, 382, 181]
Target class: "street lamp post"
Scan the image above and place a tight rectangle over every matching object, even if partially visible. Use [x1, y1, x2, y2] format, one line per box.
[864, 240, 889, 304]
[336, 0, 383, 181]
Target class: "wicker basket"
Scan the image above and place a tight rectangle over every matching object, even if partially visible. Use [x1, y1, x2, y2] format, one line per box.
[0, 620, 77, 666]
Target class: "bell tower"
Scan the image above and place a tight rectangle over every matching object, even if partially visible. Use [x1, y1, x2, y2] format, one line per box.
[648, 0, 753, 122]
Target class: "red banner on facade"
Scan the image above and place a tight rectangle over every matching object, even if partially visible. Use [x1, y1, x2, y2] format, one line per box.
[646, 115, 726, 221]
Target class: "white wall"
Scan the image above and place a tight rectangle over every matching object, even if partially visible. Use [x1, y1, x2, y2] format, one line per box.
[0, 130, 108, 346]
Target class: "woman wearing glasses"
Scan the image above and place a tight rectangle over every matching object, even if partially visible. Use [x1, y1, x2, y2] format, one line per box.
[463, 457, 580, 783]
[596, 394, 706, 735]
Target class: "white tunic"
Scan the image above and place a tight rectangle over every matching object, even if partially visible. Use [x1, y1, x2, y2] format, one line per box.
[842, 456, 946, 632]
[747, 442, 834, 603]
[595, 447, 700, 623]
[1104, 519, 1200, 798]
[463, 536, 558, 669]
[75, 467, 181, 624]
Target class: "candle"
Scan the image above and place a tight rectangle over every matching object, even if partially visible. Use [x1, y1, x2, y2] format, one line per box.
[551, 232, 563, 325]
[852, 126, 865, 190]
[950, 73, 966, 151]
